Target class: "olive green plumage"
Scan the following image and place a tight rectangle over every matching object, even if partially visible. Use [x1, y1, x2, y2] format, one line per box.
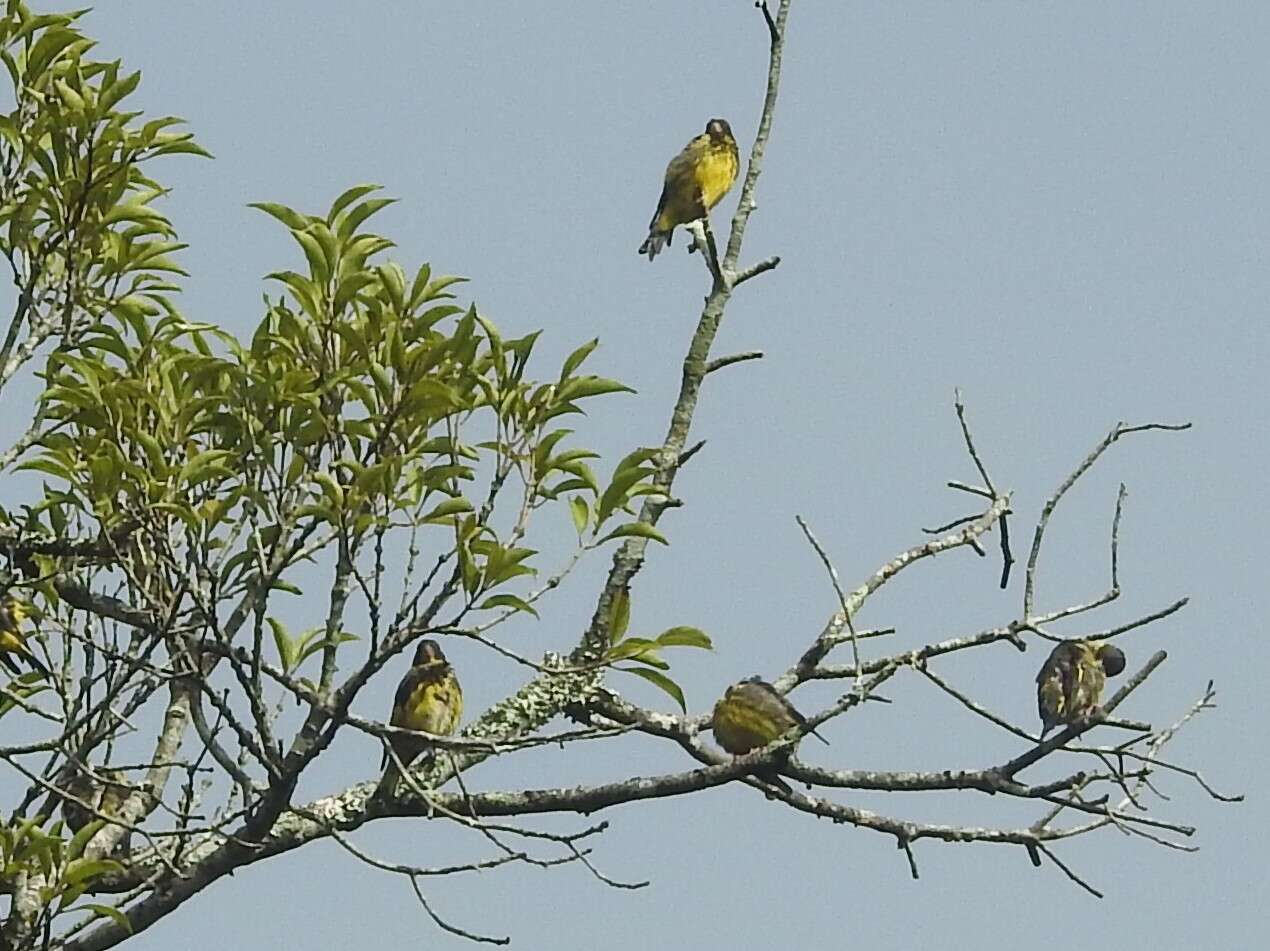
[60, 767, 129, 834]
[639, 118, 740, 260]
[1036, 640, 1126, 737]
[376, 640, 463, 797]
[0, 596, 48, 678]
[711, 677, 827, 792]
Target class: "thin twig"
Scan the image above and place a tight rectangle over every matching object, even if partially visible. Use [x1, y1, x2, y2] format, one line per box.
[1024, 420, 1190, 619]
[795, 515, 860, 681]
[1037, 843, 1103, 898]
[409, 876, 509, 946]
[732, 255, 781, 286]
[705, 350, 764, 375]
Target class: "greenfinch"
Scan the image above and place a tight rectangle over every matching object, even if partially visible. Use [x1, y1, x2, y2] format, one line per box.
[376, 639, 463, 797]
[1036, 640, 1126, 737]
[639, 118, 739, 260]
[712, 677, 827, 791]
[60, 767, 129, 833]
[0, 596, 48, 678]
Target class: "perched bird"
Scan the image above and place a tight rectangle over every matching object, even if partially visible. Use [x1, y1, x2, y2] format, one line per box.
[0, 596, 49, 678]
[1036, 640, 1127, 737]
[639, 118, 740, 260]
[712, 677, 828, 792]
[60, 766, 129, 834]
[376, 639, 463, 797]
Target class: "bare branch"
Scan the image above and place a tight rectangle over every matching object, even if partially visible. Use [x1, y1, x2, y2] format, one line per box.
[795, 514, 860, 680]
[732, 255, 781, 285]
[1024, 420, 1190, 619]
[705, 350, 764, 375]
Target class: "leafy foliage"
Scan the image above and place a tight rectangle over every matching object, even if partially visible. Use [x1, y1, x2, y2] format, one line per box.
[600, 587, 713, 711]
[0, 1, 208, 393]
[0, 153, 704, 918]
[0, 7, 705, 941]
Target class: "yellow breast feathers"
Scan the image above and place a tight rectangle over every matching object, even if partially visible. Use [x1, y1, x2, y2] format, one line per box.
[640, 118, 740, 260]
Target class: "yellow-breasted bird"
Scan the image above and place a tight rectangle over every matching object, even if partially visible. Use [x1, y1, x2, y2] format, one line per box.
[0, 596, 48, 678]
[60, 767, 129, 834]
[639, 118, 739, 260]
[376, 639, 463, 797]
[1036, 640, 1126, 737]
[712, 677, 828, 791]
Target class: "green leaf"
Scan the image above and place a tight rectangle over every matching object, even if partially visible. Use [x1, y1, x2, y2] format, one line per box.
[559, 337, 599, 381]
[557, 375, 634, 402]
[655, 626, 713, 650]
[595, 465, 654, 525]
[607, 587, 630, 644]
[0, 676, 49, 718]
[332, 271, 377, 314]
[604, 637, 665, 665]
[423, 497, 474, 523]
[247, 201, 309, 231]
[620, 666, 687, 713]
[82, 904, 132, 933]
[311, 472, 344, 508]
[14, 458, 75, 482]
[293, 228, 330, 284]
[568, 495, 589, 535]
[378, 262, 406, 311]
[152, 136, 214, 159]
[24, 27, 80, 81]
[267, 617, 295, 672]
[532, 428, 573, 473]
[176, 449, 233, 488]
[53, 77, 85, 113]
[598, 521, 667, 546]
[327, 183, 381, 223]
[337, 197, 396, 239]
[98, 68, 142, 114]
[67, 820, 107, 861]
[62, 858, 124, 887]
[295, 630, 358, 667]
[477, 593, 540, 619]
[553, 459, 600, 495]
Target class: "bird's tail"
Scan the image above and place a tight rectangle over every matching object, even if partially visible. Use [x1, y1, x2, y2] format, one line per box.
[374, 748, 433, 800]
[757, 769, 793, 795]
[790, 709, 829, 745]
[638, 227, 672, 261]
[374, 761, 402, 800]
[0, 646, 48, 678]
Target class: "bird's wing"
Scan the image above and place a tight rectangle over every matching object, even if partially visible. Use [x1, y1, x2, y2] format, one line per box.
[383, 669, 431, 771]
[1058, 647, 1083, 712]
[761, 684, 829, 745]
[1037, 643, 1078, 728]
[390, 668, 424, 726]
[1074, 645, 1106, 712]
[425, 674, 462, 735]
[660, 138, 708, 211]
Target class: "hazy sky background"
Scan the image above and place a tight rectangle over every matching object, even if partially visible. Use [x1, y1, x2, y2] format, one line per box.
[2, 1, 1267, 947]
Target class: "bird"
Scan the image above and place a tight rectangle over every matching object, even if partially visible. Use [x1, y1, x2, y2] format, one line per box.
[0, 596, 49, 678]
[711, 677, 828, 792]
[639, 118, 740, 260]
[1035, 640, 1126, 738]
[376, 639, 463, 798]
[60, 766, 129, 834]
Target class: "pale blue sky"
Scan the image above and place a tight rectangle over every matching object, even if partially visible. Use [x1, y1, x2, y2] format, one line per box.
[3, 2, 1267, 947]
